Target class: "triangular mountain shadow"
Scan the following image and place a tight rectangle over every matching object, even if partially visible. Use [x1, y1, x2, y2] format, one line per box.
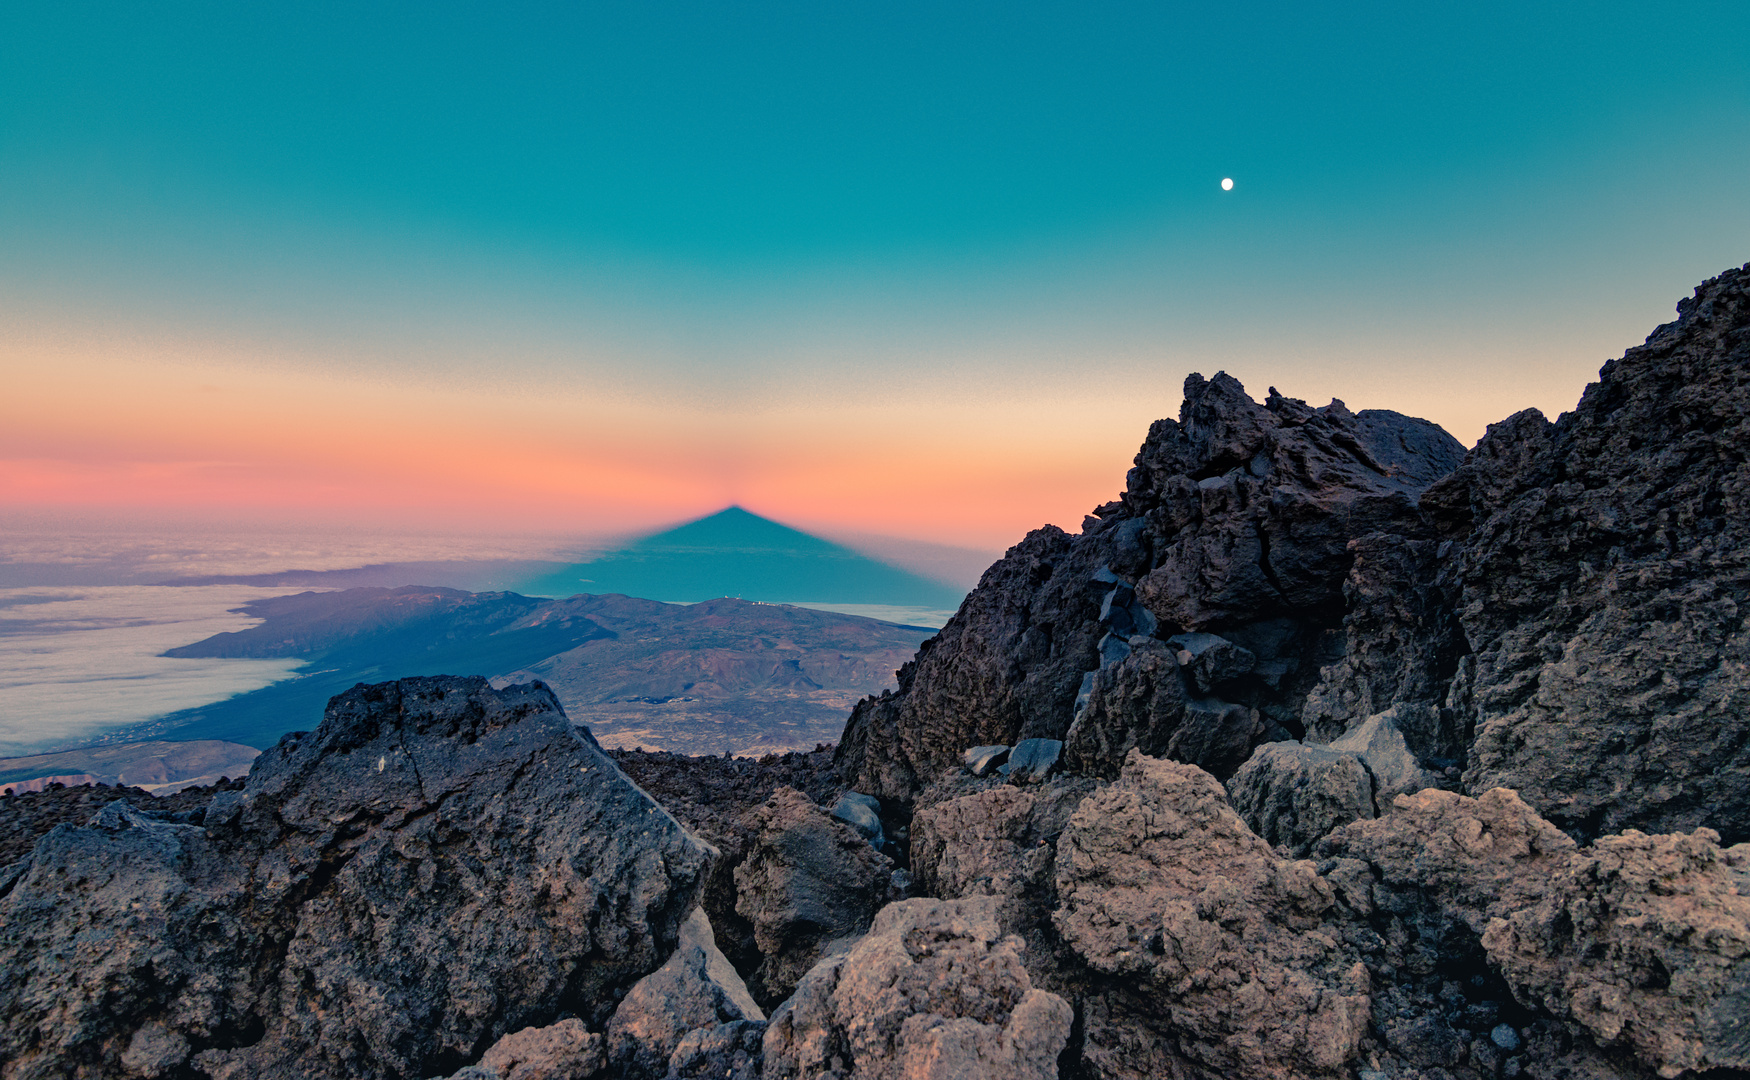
[518, 506, 967, 608]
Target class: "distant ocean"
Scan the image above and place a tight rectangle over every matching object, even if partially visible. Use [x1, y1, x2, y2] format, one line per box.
[0, 527, 956, 756]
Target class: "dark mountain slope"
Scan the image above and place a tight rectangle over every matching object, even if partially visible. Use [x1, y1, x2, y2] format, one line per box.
[519, 506, 966, 608]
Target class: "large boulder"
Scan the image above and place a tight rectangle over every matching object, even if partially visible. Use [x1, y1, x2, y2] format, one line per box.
[761, 896, 1073, 1080]
[1049, 754, 1750, 1080]
[0, 677, 713, 1080]
[909, 778, 1098, 992]
[733, 786, 891, 1008]
[1226, 740, 1377, 857]
[1483, 828, 1750, 1077]
[1054, 754, 1372, 1079]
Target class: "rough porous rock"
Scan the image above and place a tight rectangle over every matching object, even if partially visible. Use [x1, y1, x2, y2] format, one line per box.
[1315, 265, 1750, 842]
[1226, 740, 1376, 857]
[1482, 827, 1750, 1077]
[664, 1020, 766, 1080]
[604, 744, 842, 987]
[1054, 753, 1372, 1079]
[1315, 785, 1750, 1080]
[733, 786, 892, 1009]
[909, 778, 1098, 992]
[0, 677, 713, 1080]
[761, 896, 1073, 1080]
[1062, 638, 1189, 778]
[606, 907, 764, 1079]
[838, 371, 1463, 805]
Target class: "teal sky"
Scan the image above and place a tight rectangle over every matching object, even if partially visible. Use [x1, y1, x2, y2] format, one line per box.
[5, 2, 1749, 545]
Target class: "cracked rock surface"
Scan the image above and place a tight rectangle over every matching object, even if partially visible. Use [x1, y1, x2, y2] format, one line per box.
[0, 676, 712, 1080]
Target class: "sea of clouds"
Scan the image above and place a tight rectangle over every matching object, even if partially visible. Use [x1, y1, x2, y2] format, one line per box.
[0, 585, 308, 755]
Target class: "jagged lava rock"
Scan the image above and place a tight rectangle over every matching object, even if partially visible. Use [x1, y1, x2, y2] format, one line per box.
[438, 1018, 605, 1080]
[838, 372, 1463, 806]
[732, 786, 892, 1009]
[761, 896, 1072, 1080]
[0, 676, 713, 1080]
[909, 777, 1099, 993]
[1433, 264, 1750, 841]
[1483, 826, 1750, 1077]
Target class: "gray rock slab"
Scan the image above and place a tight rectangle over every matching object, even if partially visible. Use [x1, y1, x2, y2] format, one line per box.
[831, 792, 885, 848]
[1007, 738, 1063, 784]
[1330, 708, 1441, 804]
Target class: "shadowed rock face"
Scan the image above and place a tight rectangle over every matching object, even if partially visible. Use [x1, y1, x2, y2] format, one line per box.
[838, 371, 1465, 806]
[1431, 265, 1750, 843]
[0, 677, 713, 1080]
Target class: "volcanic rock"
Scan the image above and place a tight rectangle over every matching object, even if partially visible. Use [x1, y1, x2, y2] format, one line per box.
[439, 1019, 605, 1080]
[1432, 265, 1750, 841]
[1327, 707, 1443, 804]
[732, 786, 892, 1009]
[606, 907, 764, 1079]
[1054, 753, 1373, 1079]
[1226, 740, 1377, 856]
[962, 744, 1011, 777]
[837, 369, 1463, 805]
[0, 676, 713, 1080]
[830, 791, 885, 848]
[1004, 738, 1063, 784]
[760, 896, 1073, 1080]
[909, 777, 1099, 992]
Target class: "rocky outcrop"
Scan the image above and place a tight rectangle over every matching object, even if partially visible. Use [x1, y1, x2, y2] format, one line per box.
[844, 265, 1750, 856]
[0, 677, 713, 1080]
[761, 897, 1073, 1080]
[1433, 266, 1750, 842]
[733, 786, 892, 1009]
[838, 370, 1465, 806]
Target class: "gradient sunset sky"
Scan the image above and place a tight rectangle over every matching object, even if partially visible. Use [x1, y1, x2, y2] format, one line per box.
[4, 2, 1747, 549]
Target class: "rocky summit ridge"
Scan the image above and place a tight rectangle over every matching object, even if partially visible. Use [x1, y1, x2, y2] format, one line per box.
[3, 264, 1750, 1080]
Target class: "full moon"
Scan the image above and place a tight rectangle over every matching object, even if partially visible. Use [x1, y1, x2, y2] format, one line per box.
[1221, 177, 1234, 191]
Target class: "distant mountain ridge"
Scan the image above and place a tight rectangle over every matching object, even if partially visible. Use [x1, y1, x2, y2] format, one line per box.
[518, 506, 967, 608]
[153, 586, 933, 755]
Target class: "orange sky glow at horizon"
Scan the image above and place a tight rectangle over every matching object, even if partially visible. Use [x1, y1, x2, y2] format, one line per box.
[0, 303, 1660, 554]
